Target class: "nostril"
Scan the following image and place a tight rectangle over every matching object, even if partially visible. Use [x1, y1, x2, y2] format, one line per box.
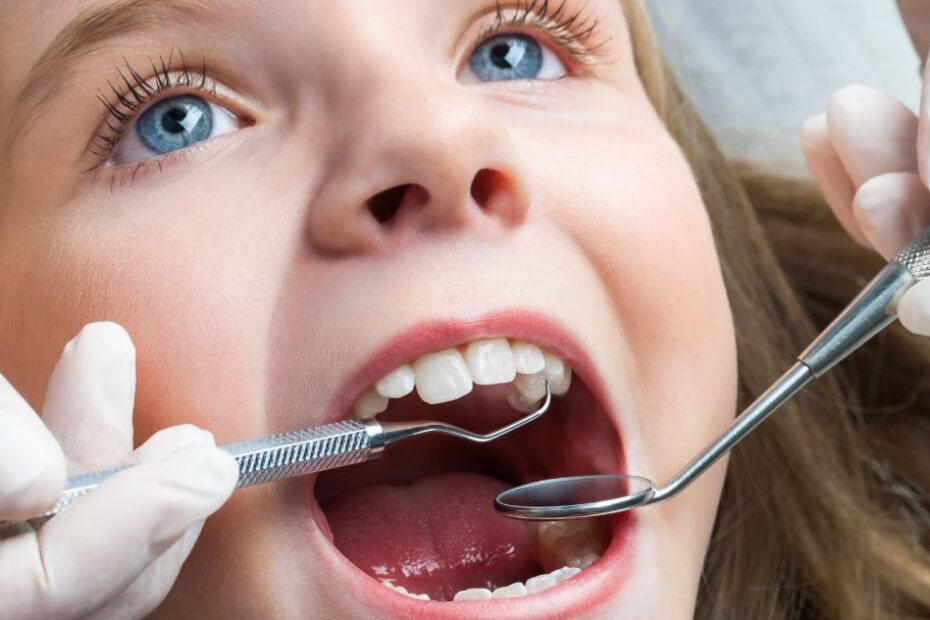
[366, 184, 412, 224]
[470, 168, 508, 212]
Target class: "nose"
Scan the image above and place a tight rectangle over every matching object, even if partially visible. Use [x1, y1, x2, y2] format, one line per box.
[306, 75, 532, 254]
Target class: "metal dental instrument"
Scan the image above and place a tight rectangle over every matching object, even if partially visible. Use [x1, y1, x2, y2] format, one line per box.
[496, 226, 930, 521]
[0, 384, 551, 538]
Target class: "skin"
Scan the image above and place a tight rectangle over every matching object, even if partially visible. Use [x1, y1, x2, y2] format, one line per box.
[0, 1, 737, 617]
[898, 0, 930, 61]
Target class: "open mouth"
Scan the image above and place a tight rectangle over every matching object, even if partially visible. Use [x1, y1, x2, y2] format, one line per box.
[310, 319, 630, 609]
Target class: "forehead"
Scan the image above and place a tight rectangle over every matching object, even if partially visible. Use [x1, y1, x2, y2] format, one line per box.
[1, 0, 220, 116]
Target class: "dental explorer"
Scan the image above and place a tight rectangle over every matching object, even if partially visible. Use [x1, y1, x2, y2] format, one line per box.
[0, 384, 551, 538]
[495, 225, 930, 520]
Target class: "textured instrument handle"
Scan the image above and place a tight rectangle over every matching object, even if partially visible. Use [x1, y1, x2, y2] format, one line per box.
[227, 419, 375, 487]
[894, 225, 930, 277]
[0, 419, 377, 539]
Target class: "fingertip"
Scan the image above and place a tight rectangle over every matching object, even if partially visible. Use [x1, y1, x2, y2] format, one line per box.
[65, 321, 135, 358]
[161, 443, 237, 501]
[798, 111, 867, 246]
[856, 172, 930, 256]
[853, 174, 895, 219]
[138, 444, 237, 550]
[827, 84, 913, 123]
[897, 280, 930, 336]
[197, 445, 239, 503]
[132, 424, 218, 462]
[852, 173, 912, 259]
[825, 85, 866, 136]
[800, 113, 829, 153]
[827, 85, 918, 185]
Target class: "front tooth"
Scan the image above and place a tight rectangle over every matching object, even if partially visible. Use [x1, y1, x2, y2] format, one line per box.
[464, 338, 516, 385]
[375, 364, 416, 398]
[511, 341, 546, 374]
[491, 582, 527, 598]
[541, 352, 572, 395]
[352, 387, 389, 419]
[453, 588, 493, 601]
[413, 348, 473, 404]
[525, 573, 557, 594]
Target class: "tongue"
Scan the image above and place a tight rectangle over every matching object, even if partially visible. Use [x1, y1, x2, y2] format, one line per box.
[322, 472, 538, 601]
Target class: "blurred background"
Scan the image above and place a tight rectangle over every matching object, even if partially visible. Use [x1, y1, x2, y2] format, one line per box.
[646, 0, 923, 177]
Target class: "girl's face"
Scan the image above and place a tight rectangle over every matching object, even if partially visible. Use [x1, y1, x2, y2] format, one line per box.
[0, 1, 737, 617]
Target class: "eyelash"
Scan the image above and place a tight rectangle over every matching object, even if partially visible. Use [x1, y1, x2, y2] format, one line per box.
[89, 51, 218, 163]
[89, 1, 607, 167]
[474, 0, 608, 68]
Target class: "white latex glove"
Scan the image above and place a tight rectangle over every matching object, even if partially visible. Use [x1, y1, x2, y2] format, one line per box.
[0, 322, 238, 620]
[800, 69, 930, 336]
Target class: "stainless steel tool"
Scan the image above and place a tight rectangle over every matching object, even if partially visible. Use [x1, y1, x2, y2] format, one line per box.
[0, 384, 551, 538]
[496, 226, 930, 520]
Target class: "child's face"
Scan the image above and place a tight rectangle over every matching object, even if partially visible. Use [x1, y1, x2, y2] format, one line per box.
[0, 1, 737, 617]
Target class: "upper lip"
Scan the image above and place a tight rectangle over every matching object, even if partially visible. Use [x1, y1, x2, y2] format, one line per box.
[322, 308, 611, 425]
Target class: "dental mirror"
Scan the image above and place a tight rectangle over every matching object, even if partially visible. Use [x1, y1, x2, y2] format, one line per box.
[495, 474, 655, 520]
[496, 224, 930, 521]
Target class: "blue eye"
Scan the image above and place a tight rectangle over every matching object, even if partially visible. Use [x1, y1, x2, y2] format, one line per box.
[111, 94, 240, 164]
[470, 34, 541, 80]
[136, 95, 212, 154]
[462, 33, 567, 83]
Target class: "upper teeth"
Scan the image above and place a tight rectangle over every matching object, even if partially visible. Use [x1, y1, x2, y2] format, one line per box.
[351, 338, 572, 419]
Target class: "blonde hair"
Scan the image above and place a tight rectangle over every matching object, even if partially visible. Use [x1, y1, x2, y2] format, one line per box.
[620, 1, 930, 618]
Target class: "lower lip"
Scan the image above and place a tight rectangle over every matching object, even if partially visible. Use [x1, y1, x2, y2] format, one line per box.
[301, 309, 637, 615]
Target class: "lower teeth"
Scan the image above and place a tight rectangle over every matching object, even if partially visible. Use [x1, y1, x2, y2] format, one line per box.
[374, 512, 606, 602]
[536, 518, 609, 571]
[380, 581, 431, 600]
[380, 563, 589, 602]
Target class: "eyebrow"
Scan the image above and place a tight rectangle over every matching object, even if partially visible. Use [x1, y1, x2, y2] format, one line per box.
[7, 0, 219, 141]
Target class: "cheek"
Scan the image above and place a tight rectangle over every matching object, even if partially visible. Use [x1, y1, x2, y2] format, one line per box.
[3, 171, 291, 445]
[531, 118, 737, 418]
[529, 114, 738, 555]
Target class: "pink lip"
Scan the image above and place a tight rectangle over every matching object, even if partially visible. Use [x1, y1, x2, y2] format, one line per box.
[304, 308, 638, 617]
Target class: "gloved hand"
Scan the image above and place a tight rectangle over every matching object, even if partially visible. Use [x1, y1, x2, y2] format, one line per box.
[800, 68, 930, 335]
[0, 322, 238, 620]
